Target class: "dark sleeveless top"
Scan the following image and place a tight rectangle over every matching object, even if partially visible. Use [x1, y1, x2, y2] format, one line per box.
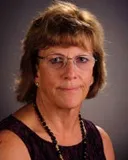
[0, 115, 106, 160]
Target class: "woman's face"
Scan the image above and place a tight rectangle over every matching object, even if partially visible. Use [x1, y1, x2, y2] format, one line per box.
[35, 46, 94, 109]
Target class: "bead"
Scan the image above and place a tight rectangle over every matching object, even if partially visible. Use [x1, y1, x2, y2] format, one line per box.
[59, 154, 64, 160]
[42, 122, 46, 127]
[33, 102, 87, 160]
[53, 139, 57, 144]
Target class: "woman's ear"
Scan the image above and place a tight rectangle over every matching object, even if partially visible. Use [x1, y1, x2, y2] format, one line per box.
[90, 76, 94, 86]
[35, 65, 40, 81]
[35, 70, 40, 88]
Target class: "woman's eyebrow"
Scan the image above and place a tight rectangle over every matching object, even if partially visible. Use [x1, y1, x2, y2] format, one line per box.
[49, 53, 93, 57]
[39, 50, 63, 56]
[47, 53, 65, 56]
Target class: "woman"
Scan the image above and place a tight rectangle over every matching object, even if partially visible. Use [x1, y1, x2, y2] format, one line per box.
[0, 1, 115, 160]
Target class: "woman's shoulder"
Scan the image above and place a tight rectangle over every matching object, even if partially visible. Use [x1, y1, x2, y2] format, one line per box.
[96, 126, 115, 160]
[0, 104, 35, 160]
[0, 104, 34, 132]
[83, 119, 115, 160]
[0, 128, 31, 160]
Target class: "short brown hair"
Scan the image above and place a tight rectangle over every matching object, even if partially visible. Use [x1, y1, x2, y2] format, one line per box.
[15, 0, 106, 103]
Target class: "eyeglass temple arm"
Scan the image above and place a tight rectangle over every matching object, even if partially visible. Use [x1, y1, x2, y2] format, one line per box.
[37, 55, 45, 59]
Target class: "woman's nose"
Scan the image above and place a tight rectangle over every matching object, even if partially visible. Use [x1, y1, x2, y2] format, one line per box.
[62, 60, 77, 80]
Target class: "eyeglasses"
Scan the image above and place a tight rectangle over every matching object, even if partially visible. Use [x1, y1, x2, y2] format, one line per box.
[37, 54, 96, 70]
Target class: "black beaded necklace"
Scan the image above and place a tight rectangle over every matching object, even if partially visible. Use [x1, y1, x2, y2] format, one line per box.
[33, 102, 87, 160]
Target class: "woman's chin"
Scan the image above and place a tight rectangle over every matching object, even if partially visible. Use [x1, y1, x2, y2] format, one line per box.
[56, 96, 83, 110]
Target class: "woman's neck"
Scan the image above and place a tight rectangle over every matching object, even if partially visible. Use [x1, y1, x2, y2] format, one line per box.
[36, 95, 81, 136]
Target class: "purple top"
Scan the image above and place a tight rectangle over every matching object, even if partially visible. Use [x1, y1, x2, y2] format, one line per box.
[0, 115, 106, 160]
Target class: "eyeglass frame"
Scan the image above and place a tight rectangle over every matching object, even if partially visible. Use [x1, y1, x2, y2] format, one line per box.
[37, 53, 97, 70]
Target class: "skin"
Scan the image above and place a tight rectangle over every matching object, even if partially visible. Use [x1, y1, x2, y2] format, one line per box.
[36, 46, 94, 110]
[0, 46, 115, 160]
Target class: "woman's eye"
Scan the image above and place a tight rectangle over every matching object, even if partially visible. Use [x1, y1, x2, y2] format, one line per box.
[76, 56, 89, 63]
[50, 57, 63, 64]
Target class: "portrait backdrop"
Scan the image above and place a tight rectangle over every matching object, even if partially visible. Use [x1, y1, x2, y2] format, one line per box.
[0, 0, 128, 159]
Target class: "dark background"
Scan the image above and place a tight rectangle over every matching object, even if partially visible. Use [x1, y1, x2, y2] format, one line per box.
[0, 0, 128, 159]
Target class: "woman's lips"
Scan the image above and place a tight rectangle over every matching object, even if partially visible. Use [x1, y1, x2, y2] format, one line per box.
[58, 87, 80, 91]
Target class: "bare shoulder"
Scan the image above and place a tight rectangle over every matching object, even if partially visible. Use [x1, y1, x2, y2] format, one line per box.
[0, 130, 30, 160]
[96, 126, 115, 160]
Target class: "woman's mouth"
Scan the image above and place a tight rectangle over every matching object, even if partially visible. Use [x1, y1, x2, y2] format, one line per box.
[58, 87, 80, 91]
